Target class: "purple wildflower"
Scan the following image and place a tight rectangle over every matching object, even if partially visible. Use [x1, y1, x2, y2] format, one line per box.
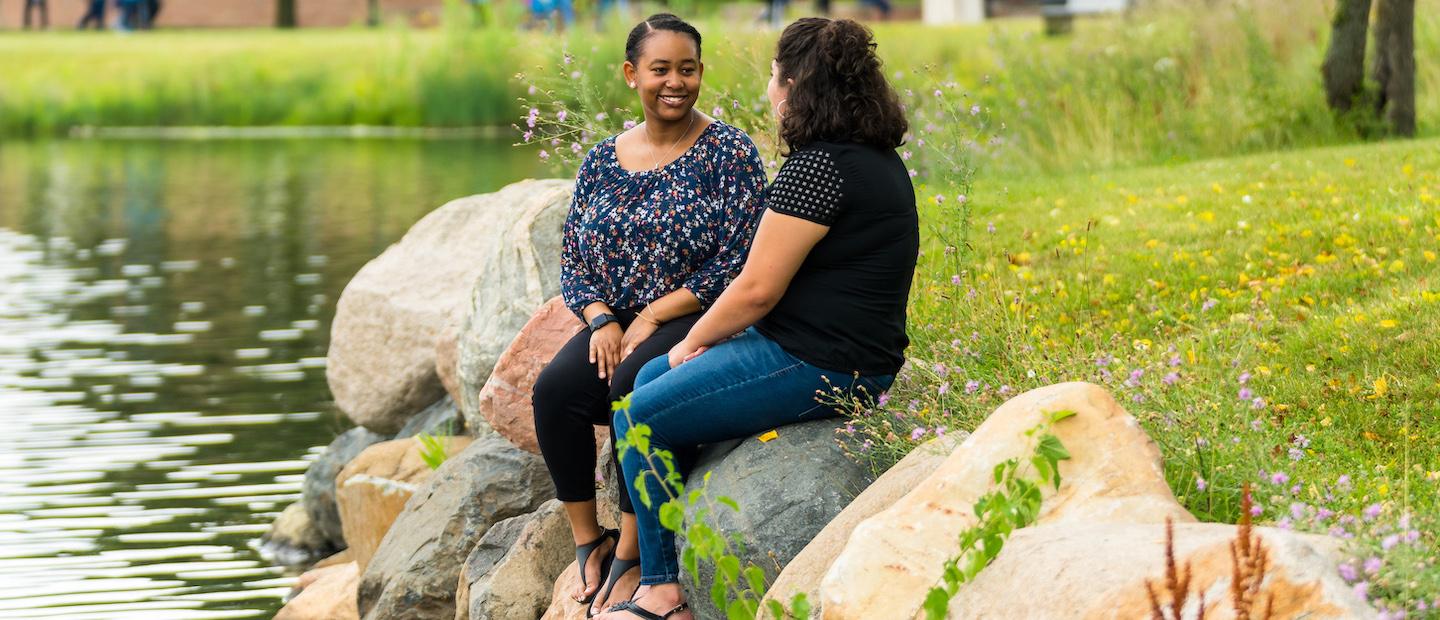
[1288, 447, 1304, 461]
[1163, 371, 1180, 385]
[1238, 387, 1254, 401]
[965, 380, 980, 394]
[1338, 562, 1358, 582]
[1364, 556, 1383, 575]
[1196, 477, 1208, 491]
[1364, 503, 1383, 520]
[1201, 298, 1218, 311]
[910, 427, 926, 440]
[1270, 471, 1290, 485]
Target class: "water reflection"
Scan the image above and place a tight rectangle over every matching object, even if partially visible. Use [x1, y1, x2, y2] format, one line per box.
[0, 138, 541, 617]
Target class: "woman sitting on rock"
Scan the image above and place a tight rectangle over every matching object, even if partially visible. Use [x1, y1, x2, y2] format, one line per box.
[599, 18, 917, 620]
[532, 13, 768, 619]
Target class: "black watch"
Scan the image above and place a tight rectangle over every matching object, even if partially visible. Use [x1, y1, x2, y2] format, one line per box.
[588, 313, 620, 333]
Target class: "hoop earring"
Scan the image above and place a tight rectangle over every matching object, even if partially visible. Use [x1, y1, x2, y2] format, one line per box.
[774, 98, 787, 119]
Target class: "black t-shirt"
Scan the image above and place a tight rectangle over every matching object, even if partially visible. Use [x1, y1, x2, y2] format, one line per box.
[754, 141, 918, 376]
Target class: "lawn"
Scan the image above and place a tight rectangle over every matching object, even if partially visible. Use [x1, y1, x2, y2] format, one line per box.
[858, 136, 1440, 614]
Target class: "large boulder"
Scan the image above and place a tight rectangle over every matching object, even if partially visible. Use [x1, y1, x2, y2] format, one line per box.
[454, 184, 572, 426]
[538, 562, 588, 620]
[358, 434, 556, 620]
[328, 179, 572, 434]
[460, 500, 573, 620]
[397, 395, 468, 439]
[337, 436, 475, 573]
[679, 419, 875, 620]
[764, 433, 965, 616]
[474, 296, 587, 453]
[275, 561, 361, 620]
[436, 318, 464, 411]
[819, 382, 1194, 619]
[259, 502, 335, 567]
[945, 522, 1375, 619]
[303, 426, 390, 548]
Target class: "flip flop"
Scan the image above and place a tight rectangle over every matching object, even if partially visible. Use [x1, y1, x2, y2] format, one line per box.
[605, 600, 689, 620]
[587, 556, 642, 618]
[574, 528, 619, 607]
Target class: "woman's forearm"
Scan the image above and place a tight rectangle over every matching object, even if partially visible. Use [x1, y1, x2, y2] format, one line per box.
[682, 275, 776, 347]
[641, 289, 702, 324]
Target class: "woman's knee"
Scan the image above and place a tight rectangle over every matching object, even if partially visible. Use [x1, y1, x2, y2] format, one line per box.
[633, 355, 672, 390]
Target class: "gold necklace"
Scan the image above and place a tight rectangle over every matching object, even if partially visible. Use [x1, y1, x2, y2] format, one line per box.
[643, 111, 697, 173]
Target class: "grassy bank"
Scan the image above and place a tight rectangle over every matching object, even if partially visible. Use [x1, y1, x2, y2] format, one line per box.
[4, 0, 1437, 174]
[855, 136, 1440, 613]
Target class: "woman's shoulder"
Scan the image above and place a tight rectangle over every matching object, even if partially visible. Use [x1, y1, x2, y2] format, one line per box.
[701, 120, 760, 156]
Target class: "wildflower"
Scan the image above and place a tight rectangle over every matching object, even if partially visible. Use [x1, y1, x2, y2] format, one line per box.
[1202, 298, 1218, 311]
[1364, 503, 1383, 520]
[1337, 475, 1353, 490]
[522, 130, 534, 142]
[623, 120, 637, 130]
[1195, 437, 1209, 448]
[571, 142, 583, 155]
[711, 106, 723, 117]
[595, 112, 608, 121]
[1125, 369, 1144, 387]
[910, 427, 926, 440]
[908, 169, 918, 178]
[902, 150, 913, 161]
[935, 427, 946, 438]
[860, 439, 873, 451]
[876, 393, 890, 407]
[937, 382, 950, 396]
[1270, 471, 1290, 485]
[538, 150, 550, 161]
[970, 104, 981, 115]
[1163, 371, 1179, 385]
[1363, 556, 1383, 575]
[935, 194, 944, 204]
[933, 362, 948, 376]
[987, 222, 996, 234]
[950, 274, 961, 285]
[1381, 534, 1399, 550]
[1338, 562, 1358, 582]
[933, 89, 943, 98]
[998, 385, 1012, 395]
[1250, 503, 1264, 517]
[528, 85, 538, 95]
[557, 110, 568, 122]
[1238, 371, 1252, 385]
[1238, 387, 1254, 401]
[1168, 354, 1182, 367]
[1196, 477, 1208, 491]
[1250, 419, 1263, 431]
[843, 423, 855, 434]
[956, 194, 967, 204]
[1316, 507, 1335, 521]
[1288, 447, 1304, 461]
[964, 380, 980, 394]
[1292, 434, 1311, 448]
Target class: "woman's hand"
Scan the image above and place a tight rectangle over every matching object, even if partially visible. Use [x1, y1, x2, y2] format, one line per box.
[667, 338, 709, 368]
[620, 317, 659, 361]
[589, 323, 624, 381]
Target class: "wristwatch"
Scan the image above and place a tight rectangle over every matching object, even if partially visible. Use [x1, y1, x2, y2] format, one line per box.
[588, 313, 620, 333]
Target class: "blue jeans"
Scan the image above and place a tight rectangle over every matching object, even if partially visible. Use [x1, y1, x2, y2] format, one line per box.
[613, 327, 893, 585]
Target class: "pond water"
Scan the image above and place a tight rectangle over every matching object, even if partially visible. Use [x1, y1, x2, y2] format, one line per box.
[0, 137, 544, 618]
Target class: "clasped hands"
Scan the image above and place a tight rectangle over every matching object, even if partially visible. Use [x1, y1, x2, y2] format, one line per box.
[588, 318, 707, 381]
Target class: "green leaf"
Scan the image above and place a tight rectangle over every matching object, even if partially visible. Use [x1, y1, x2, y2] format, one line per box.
[765, 600, 786, 620]
[718, 496, 741, 513]
[682, 547, 699, 582]
[1048, 409, 1077, 423]
[727, 599, 756, 620]
[789, 594, 811, 619]
[717, 555, 741, 582]
[659, 501, 685, 532]
[633, 477, 651, 508]
[922, 587, 951, 620]
[744, 565, 767, 594]
[711, 580, 728, 610]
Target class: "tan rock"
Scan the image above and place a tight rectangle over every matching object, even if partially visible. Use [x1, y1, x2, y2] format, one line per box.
[462, 500, 574, 620]
[313, 548, 354, 570]
[436, 317, 463, 409]
[336, 436, 474, 573]
[477, 296, 585, 454]
[820, 382, 1193, 619]
[276, 561, 360, 620]
[765, 433, 965, 616]
[538, 562, 587, 620]
[328, 179, 572, 434]
[946, 522, 1374, 619]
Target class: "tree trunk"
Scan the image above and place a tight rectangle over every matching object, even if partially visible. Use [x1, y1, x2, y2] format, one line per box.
[276, 0, 296, 28]
[1321, 0, 1373, 113]
[1371, 0, 1416, 136]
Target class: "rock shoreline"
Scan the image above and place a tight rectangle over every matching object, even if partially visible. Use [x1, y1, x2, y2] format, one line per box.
[265, 180, 1375, 620]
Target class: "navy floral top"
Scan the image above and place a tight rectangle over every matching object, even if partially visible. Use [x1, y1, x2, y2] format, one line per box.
[561, 120, 767, 318]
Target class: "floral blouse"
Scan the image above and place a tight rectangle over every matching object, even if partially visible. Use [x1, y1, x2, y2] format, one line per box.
[561, 120, 767, 319]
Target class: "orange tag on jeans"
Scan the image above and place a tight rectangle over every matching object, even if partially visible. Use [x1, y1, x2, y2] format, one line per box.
[757, 430, 779, 443]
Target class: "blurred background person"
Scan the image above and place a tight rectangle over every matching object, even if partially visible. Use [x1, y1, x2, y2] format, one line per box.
[23, 0, 49, 29]
[77, 0, 106, 29]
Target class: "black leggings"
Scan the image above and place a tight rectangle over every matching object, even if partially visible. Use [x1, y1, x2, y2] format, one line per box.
[533, 310, 700, 514]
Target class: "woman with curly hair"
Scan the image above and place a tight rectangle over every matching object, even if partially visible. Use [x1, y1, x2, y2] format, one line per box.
[597, 17, 917, 620]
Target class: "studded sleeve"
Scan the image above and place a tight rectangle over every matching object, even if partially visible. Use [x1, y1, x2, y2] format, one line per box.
[764, 149, 845, 226]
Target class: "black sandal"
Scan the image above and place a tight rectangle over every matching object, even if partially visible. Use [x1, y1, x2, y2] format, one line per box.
[574, 528, 619, 607]
[605, 600, 689, 620]
[587, 556, 641, 618]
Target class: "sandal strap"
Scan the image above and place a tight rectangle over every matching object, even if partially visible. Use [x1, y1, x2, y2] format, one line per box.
[590, 556, 642, 615]
[606, 601, 665, 620]
[575, 529, 619, 603]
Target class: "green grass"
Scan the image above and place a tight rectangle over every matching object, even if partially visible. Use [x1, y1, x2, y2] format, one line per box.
[848, 136, 1440, 613]
[4, 0, 1438, 175]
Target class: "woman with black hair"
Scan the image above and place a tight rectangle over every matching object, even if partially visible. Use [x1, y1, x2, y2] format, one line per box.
[532, 13, 767, 619]
[598, 17, 916, 620]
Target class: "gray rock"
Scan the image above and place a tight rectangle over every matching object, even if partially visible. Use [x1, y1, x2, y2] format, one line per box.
[327, 179, 573, 434]
[258, 502, 336, 567]
[676, 419, 874, 620]
[304, 426, 390, 548]
[455, 182, 570, 431]
[464, 500, 573, 620]
[358, 434, 555, 620]
[397, 395, 467, 439]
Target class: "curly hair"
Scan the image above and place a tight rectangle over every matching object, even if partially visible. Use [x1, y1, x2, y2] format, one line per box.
[774, 18, 907, 152]
[625, 13, 702, 65]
